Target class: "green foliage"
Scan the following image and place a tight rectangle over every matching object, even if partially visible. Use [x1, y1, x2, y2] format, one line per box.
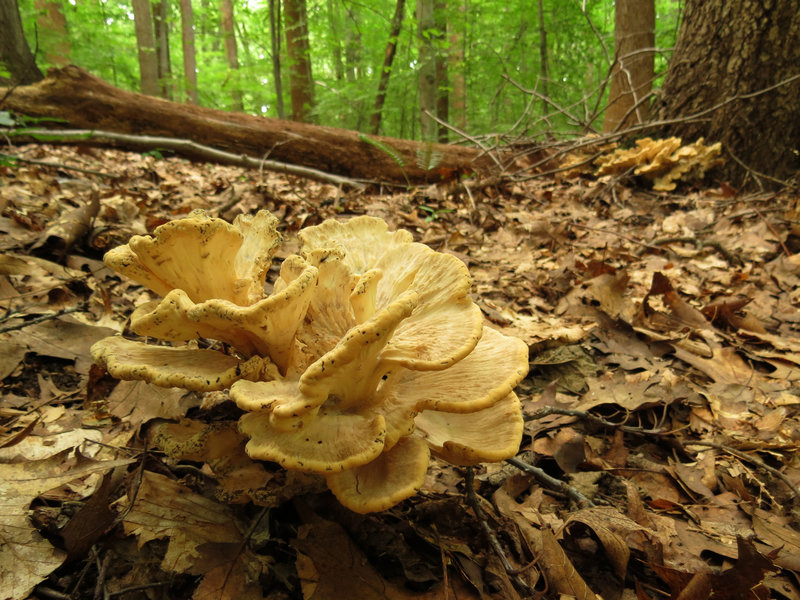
[13, 0, 681, 141]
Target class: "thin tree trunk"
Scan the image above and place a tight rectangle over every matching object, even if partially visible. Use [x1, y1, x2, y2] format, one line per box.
[180, 0, 199, 104]
[220, 0, 243, 110]
[34, 0, 71, 67]
[0, 0, 43, 84]
[434, 1, 448, 142]
[326, 0, 344, 82]
[152, 0, 173, 100]
[603, 0, 654, 132]
[268, 0, 284, 119]
[417, 0, 436, 141]
[448, 1, 467, 131]
[284, 0, 314, 122]
[537, 0, 549, 115]
[369, 0, 406, 134]
[131, 0, 159, 96]
[655, 0, 800, 186]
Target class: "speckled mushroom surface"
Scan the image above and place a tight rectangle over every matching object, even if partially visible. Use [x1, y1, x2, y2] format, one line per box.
[92, 210, 529, 513]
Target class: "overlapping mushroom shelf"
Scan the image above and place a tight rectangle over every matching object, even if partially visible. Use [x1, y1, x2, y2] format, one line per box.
[92, 210, 529, 513]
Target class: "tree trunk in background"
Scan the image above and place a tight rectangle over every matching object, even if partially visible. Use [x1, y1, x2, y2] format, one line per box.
[654, 0, 800, 186]
[343, 5, 361, 83]
[220, 0, 243, 110]
[152, 0, 173, 100]
[433, 1, 448, 142]
[448, 1, 466, 131]
[34, 0, 71, 67]
[326, 0, 344, 82]
[369, 0, 405, 134]
[268, 0, 284, 119]
[1, 66, 497, 184]
[537, 0, 549, 115]
[0, 0, 43, 84]
[417, 0, 436, 141]
[603, 0, 654, 132]
[131, 0, 159, 96]
[179, 0, 198, 104]
[284, 0, 315, 122]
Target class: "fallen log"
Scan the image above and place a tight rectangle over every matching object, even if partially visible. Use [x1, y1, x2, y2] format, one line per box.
[0, 66, 498, 185]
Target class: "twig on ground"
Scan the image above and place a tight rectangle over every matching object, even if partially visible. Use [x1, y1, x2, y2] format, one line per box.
[506, 457, 595, 509]
[464, 466, 532, 596]
[685, 440, 800, 502]
[0, 303, 87, 334]
[639, 234, 740, 264]
[525, 405, 667, 437]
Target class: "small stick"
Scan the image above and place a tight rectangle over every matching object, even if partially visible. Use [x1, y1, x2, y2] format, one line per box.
[686, 440, 800, 502]
[506, 457, 595, 509]
[464, 466, 532, 595]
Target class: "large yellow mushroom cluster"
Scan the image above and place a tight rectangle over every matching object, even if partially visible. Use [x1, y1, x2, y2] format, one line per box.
[92, 210, 529, 513]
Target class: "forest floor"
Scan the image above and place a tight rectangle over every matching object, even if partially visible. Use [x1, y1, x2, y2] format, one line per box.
[1, 143, 799, 600]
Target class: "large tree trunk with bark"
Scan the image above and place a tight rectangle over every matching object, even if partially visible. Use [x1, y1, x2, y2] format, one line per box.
[654, 0, 800, 187]
[0, 66, 494, 184]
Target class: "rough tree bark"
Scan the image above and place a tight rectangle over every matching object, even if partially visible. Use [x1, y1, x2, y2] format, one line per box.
[603, 0, 654, 132]
[0, 66, 494, 184]
[654, 0, 800, 186]
[0, 0, 44, 84]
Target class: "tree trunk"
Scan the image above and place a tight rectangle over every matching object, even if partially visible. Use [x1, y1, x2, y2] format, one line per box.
[433, 1, 448, 143]
[654, 0, 800, 186]
[268, 0, 284, 119]
[603, 0, 654, 132]
[220, 0, 243, 110]
[417, 0, 437, 141]
[0, 0, 43, 84]
[369, 0, 406, 134]
[179, 0, 199, 104]
[448, 1, 467, 131]
[284, 0, 315, 122]
[537, 0, 549, 115]
[152, 0, 173, 100]
[34, 0, 72, 67]
[131, 0, 159, 96]
[1, 66, 495, 184]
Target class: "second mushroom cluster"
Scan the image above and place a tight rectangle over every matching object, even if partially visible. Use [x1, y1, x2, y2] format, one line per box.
[92, 210, 529, 513]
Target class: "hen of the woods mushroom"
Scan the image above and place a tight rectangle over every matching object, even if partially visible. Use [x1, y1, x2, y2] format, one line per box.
[92, 210, 529, 513]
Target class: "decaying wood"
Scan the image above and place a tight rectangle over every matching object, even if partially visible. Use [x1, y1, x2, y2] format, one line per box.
[0, 66, 499, 185]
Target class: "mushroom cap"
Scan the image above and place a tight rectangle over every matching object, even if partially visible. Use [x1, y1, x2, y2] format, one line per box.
[104, 210, 280, 305]
[414, 392, 524, 466]
[238, 407, 387, 473]
[375, 325, 529, 448]
[128, 257, 318, 368]
[298, 215, 413, 275]
[326, 436, 430, 514]
[231, 289, 420, 431]
[91, 336, 276, 391]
